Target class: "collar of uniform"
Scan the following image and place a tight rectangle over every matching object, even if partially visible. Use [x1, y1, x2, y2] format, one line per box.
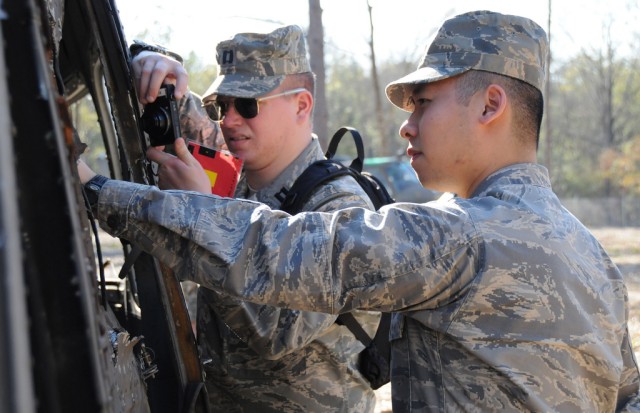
[234, 137, 324, 209]
[471, 163, 551, 197]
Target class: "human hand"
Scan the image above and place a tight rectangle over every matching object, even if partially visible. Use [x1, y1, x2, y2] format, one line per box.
[77, 158, 97, 184]
[132, 51, 189, 104]
[146, 138, 211, 193]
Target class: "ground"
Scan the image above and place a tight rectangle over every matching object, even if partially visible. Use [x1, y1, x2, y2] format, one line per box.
[595, 228, 640, 355]
[373, 226, 640, 413]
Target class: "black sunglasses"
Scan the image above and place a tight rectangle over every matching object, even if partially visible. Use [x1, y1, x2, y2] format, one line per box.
[203, 88, 307, 121]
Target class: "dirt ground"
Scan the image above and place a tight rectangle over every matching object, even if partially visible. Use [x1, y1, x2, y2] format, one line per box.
[373, 226, 640, 413]
[595, 227, 640, 356]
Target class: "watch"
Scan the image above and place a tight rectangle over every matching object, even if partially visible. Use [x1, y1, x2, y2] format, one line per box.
[130, 40, 184, 64]
[83, 174, 110, 210]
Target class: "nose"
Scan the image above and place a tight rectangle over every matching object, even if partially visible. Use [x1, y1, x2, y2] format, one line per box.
[399, 112, 418, 141]
[220, 102, 243, 128]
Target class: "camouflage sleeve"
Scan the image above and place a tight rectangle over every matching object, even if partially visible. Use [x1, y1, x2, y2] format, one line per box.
[196, 176, 376, 357]
[201, 292, 338, 358]
[617, 327, 640, 411]
[96, 180, 479, 315]
[178, 91, 225, 149]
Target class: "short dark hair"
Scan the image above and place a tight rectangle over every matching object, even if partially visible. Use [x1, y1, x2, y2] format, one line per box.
[454, 70, 543, 148]
[285, 72, 316, 97]
[282, 72, 316, 119]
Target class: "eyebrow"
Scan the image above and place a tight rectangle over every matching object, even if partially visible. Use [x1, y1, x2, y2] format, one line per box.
[411, 84, 426, 96]
[406, 84, 426, 107]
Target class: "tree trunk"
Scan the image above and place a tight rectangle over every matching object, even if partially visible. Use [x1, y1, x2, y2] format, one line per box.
[600, 24, 616, 197]
[544, 0, 553, 176]
[308, 0, 328, 149]
[367, 0, 389, 156]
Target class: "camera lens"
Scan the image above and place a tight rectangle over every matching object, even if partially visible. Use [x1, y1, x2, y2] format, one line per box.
[140, 84, 180, 147]
[141, 106, 171, 137]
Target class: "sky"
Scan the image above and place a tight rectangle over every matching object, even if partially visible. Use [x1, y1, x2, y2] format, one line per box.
[117, 0, 639, 68]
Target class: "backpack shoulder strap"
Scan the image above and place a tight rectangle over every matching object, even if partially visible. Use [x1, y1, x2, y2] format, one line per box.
[337, 312, 392, 352]
[369, 312, 391, 356]
[281, 126, 394, 373]
[282, 126, 393, 214]
[336, 312, 373, 346]
[279, 159, 356, 215]
[325, 126, 365, 172]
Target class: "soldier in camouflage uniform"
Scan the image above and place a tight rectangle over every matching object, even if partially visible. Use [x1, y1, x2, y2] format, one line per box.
[80, 11, 640, 412]
[177, 92, 225, 150]
[132, 42, 225, 326]
[130, 25, 379, 412]
[174, 92, 223, 324]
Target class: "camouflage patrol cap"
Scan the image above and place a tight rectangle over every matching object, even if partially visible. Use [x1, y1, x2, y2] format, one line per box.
[386, 10, 548, 111]
[203, 25, 311, 100]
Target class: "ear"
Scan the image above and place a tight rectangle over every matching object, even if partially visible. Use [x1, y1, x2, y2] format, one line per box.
[295, 90, 314, 122]
[479, 84, 507, 125]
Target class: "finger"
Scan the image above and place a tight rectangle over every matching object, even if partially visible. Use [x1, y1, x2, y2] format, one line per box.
[147, 146, 175, 164]
[145, 61, 167, 102]
[137, 58, 157, 104]
[173, 67, 189, 100]
[174, 138, 199, 166]
[132, 60, 147, 104]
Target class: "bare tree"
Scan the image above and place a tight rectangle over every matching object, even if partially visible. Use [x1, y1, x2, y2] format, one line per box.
[367, 0, 390, 155]
[599, 24, 617, 197]
[544, 0, 553, 175]
[308, 0, 328, 148]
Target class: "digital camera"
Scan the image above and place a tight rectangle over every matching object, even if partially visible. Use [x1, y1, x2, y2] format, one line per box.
[140, 84, 181, 146]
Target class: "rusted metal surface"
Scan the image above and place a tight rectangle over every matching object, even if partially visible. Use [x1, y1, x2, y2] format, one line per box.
[1, 0, 208, 411]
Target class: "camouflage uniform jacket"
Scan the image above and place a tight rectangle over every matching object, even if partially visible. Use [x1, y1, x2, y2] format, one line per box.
[96, 163, 640, 412]
[176, 90, 223, 325]
[196, 137, 378, 412]
[178, 91, 225, 149]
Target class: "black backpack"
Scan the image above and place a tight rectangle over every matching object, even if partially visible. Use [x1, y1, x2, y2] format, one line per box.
[280, 126, 393, 389]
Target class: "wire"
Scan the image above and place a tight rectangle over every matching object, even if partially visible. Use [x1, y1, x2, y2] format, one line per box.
[81, 187, 108, 308]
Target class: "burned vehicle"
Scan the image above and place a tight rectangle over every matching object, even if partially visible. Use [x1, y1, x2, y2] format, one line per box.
[0, 0, 208, 411]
